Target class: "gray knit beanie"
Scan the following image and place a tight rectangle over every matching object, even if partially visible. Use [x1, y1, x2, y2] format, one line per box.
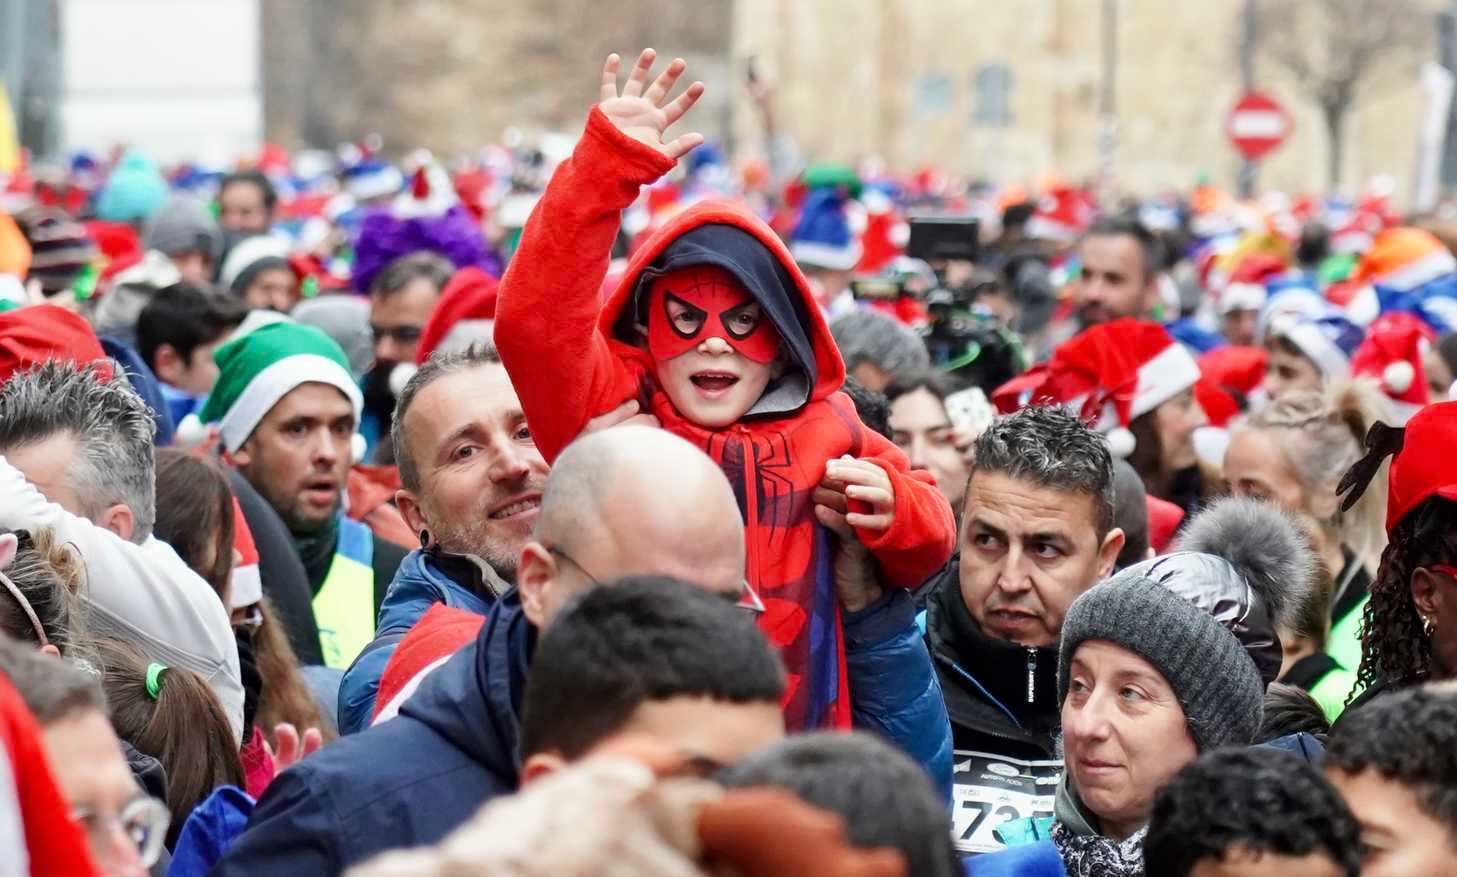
[1058, 570, 1265, 753]
[143, 194, 222, 262]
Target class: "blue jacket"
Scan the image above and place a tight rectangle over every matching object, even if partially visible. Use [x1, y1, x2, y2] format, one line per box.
[336, 549, 505, 735]
[168, 786, 253, 877]
[210, 591, 531, 876]
[844, 589, 954, 802]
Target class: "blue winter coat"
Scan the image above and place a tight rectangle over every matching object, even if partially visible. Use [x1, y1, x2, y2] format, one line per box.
[844, 589, 954, 802]
[964, 840, 1066, 876]
[336, 549, 503, 735]
[209, 591, 531, 876]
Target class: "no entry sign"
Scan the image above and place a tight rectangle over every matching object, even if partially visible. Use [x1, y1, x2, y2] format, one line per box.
[1226, 91, 1291, 162]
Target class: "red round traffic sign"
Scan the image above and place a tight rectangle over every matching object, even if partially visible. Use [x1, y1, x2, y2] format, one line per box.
[1225, 91, 1291, 162]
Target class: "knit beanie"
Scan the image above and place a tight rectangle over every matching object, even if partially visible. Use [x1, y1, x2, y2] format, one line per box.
[143, 194, 222, 263]
[219, 235, 291, 295]
[15, 208, 97, 297]
[193, 322, 363, 455]
[1057, 497, 1314, 752]
[1058, 571, 1265, 752]
[95, 149, 169, 224]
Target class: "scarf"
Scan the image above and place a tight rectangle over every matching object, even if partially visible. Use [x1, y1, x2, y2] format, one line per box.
[293, 515, 340, 593]
[1049, 772, 1145, 877]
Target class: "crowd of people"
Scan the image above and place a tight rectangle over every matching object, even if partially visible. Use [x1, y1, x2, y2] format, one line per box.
[2, 47, 1457, 876]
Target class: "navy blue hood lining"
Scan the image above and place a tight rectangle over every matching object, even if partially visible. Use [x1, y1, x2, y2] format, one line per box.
[614, 224, 819, 417]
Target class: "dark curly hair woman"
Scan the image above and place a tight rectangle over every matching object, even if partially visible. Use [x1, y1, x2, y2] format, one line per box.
[1337, 403, 1457, 707]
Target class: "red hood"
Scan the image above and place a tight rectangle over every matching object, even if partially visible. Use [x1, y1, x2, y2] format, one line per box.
[597, 199, 846, 402]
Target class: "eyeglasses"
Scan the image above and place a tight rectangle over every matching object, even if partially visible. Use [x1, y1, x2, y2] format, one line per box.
[72, 796, 170, 868]
[370, 324, 424, 344]
[544, 545, 765, 616]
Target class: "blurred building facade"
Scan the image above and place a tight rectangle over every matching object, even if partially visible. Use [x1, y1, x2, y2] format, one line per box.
[0, 0, 1375, 200]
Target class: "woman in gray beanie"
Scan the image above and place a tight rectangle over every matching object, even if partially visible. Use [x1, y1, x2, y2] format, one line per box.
[969, 496, 1313, 877]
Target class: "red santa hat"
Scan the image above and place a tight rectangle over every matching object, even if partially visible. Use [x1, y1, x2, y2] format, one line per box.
[1382, 401, 1457, 531]
[229, 497, 262, 610]
[0, 304, 112, 385]
[1195, 346, 1268, 428]
[1026, 186, 1096, 243]
[1350, 311, 1435, 418]
[371, 604, 485, 727]
[993, 318, 1202, 457]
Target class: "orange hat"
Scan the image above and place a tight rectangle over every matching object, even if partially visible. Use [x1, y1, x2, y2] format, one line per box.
[0, 213, 30, 278]
[1354, 227, 1457, 291]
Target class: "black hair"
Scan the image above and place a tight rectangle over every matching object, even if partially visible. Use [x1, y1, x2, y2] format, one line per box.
[518, 576, 784, 759]
[1083, 214, 1161, 284]
[720, 732, 958, 877]
[841, 376, 892, 441]
[136, 283, 247, 372]
[1145, 747, 1361, 877]
[1111, 458, 1150, 568]
[219, 169, 277, 212]
[1296, 222, 1331, 269]
[1357, 497, 1457, 692]
[1257, 682, 1330, 743]
[1326, 684, 1457, 843]
[970, 405, 1116, 538]
[369, 251, 453, 298]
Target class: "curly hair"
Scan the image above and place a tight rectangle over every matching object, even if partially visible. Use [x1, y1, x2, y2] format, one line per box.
[1355, 497, 1457, 693]
[1326, 684, 1457, 845]
[1144, 748, 1362, 877]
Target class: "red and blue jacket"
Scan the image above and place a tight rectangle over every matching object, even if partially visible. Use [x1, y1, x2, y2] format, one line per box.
[495, 108, 955, 730]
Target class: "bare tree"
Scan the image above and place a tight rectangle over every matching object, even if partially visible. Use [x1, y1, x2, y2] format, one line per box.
[1259, 0, 1433, 187]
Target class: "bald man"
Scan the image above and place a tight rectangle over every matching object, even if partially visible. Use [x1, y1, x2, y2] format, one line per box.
[219, 428, 759, 873]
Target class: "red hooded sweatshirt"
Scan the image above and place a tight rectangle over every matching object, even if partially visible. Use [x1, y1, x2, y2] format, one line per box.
[495, 108, 955, 730]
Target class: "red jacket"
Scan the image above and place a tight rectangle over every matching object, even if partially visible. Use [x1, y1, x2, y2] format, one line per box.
[495, 109, 955, 729]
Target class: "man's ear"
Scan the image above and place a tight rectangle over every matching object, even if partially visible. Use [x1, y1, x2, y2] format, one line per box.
[229, 438, 254, 469]
[97, 504, 136, 543]
[1097, 527, 1126, 580]
[395, 489, 426, 542]
[521, 752, 567, 786]
[1412, 567, 1444, 621]
[517, 542, 557, 628]
[152, 344, 184, 386]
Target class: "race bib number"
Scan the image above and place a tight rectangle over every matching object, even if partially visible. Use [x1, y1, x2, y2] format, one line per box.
[950, 750, 1062, 854]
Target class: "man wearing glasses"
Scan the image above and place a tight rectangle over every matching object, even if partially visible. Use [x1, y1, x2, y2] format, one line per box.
[360, 252, 452, 464]
[219, 425, 951, 876]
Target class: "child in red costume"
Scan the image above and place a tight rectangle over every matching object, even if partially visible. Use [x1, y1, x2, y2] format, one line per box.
[495, 51, 955, 730]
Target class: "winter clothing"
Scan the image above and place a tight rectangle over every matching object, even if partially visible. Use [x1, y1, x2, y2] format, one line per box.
[1060, 567, 1264, 752]
[196, 322, 363, 454]
[369, 604, 486, 727]
[337, 547, 507, 735]
[292, 294, 374, 378]
[414, 266, 500, 364]
[95, 149, 168, 223]
[228, 470, 323, 666]
[100, 335, 177, 447]
[494, 107, 955, 730]
[15, 207, 96, 296]
[166, 785, 252, 877]
[923, 564, 1062, 761]
[0, 303, 111, 383]
[89, 249, 181, 347]
[219, 234, 290, 295]
[991, 319, 1201, 461]
[345, 465, 415, 550]
[143, 194, 222, 263]
[0, 455, 245, 742]
[212, 589, 532, 876]
[291, 514, 407, 671]
[842, 588, 954, 802]
[1282, 651, 1358, 723]
[1382, 400, 1457, 530]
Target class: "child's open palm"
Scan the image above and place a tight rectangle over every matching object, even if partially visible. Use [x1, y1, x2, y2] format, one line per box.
[598, 49, 706, 161]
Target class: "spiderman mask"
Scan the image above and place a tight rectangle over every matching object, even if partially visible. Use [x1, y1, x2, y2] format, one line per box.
[647, 265, 782, 365]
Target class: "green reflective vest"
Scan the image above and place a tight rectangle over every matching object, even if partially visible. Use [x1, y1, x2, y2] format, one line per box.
[313, 517, 377, 670]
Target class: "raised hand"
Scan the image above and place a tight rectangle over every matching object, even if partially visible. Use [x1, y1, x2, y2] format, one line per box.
[598, 49, 706, 161]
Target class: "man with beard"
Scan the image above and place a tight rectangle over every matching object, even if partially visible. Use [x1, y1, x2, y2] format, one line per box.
[359, 253, 452, 464]
[1073, 215, 1162, 329]
[197, 322, 409, 673]
[338, 342, 547, 733]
